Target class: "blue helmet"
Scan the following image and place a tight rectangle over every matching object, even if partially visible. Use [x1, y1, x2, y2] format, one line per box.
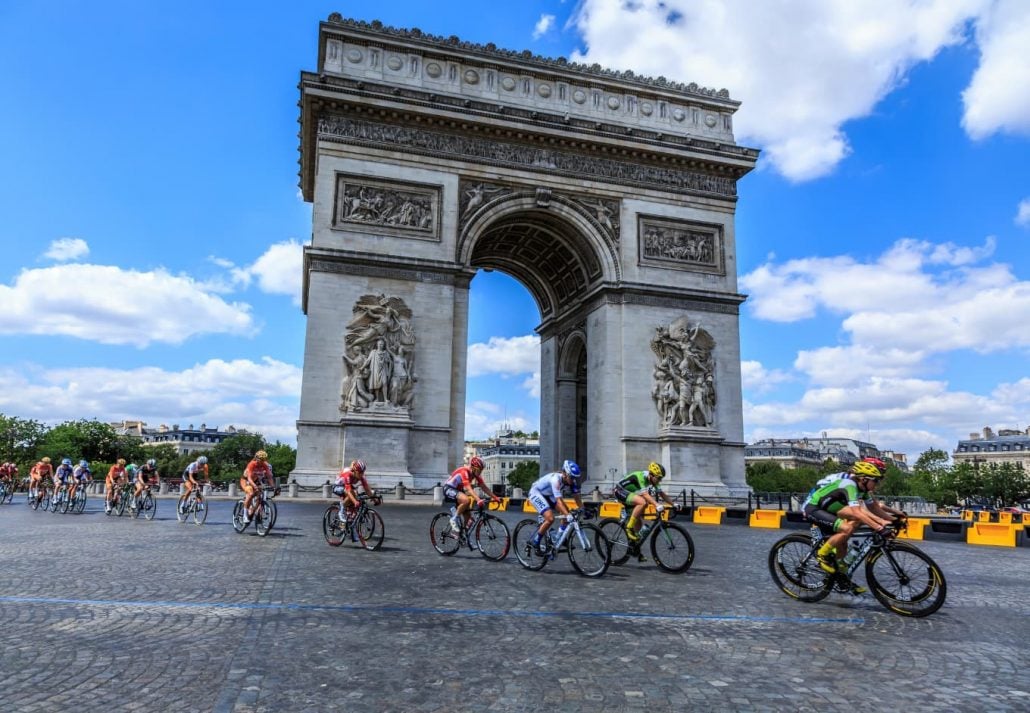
[562, 460, 582, 479]
[61, 458, 72, 466]
[79, 460, 89, 468]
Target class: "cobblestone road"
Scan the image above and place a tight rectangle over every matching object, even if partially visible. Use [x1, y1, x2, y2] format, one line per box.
[1, 499, 1028, 712]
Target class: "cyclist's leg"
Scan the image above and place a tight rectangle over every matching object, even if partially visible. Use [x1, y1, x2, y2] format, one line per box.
[455, 492, 471, 523]
[626, 493, 647, 539]
[527, 491, 553, 548]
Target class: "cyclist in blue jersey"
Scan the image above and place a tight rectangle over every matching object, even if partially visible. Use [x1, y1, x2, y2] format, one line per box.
[527, 460, 585, 554]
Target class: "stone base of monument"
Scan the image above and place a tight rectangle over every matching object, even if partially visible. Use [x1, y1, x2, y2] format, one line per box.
[657, 426, 749, 497]
[339, 409, 415, 487]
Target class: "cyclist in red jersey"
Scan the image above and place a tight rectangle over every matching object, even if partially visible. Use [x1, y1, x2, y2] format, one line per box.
[442, 456, 500, 532]
[333, 459, 376, 524]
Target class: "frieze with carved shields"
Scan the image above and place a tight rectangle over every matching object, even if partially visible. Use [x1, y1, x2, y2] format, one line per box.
[650, 317, 717, 428]
[340, 295, 418, 414]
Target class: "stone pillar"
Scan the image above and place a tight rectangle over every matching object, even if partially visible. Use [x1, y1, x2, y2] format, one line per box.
[159, 481, 169, 495]
[322, 483, 331, 499]
[397, 482, 405, 500]
[512, 487, 524, 499]
[178, 483, 184, 495]
[203, 484, 212, 497]
[228, 482, 238, 498]
[433, 485, 443, 506]
[289, 481, 299, 498]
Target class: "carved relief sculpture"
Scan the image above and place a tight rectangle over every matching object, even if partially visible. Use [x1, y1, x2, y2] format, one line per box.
[651, 317, 716, 428]
[334, 175, 439, 238]
[341, 295, 417, 414]
[638, 216, 724, 274]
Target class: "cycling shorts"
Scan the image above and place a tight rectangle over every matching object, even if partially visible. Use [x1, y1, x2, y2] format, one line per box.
[527, 489, 556, 514]
[803, 504, 844, 535]
[442, 485, 463, 503]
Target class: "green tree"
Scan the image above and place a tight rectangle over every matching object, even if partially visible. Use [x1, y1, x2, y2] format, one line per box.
[209, 432, 267, 481]
[40, 419, 124, 463]
[507, 461, 539, 491]
[0, 413, 48, 469]
[266, 441, 296, 482]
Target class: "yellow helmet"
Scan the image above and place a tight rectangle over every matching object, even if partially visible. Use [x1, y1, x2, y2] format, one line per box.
[255, 450, 268, 461]
[647, 461, 666, 480]
[849, 461, 883, 479]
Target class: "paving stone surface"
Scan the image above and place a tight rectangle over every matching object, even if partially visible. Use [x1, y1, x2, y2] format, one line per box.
[0, 498, 1028, 712]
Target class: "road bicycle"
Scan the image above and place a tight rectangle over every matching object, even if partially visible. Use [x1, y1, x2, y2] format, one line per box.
[429, 500, 510, 561]
[323, 494, 385, 551]
[68, 481, 88, 514]
[0, 479, 14, 504]
[768, 521, 947, 617]
[128, 484, 157, 521]
[49, 484, 72, 514]
[598, 504, 695, 573]
[512, 509, 611, 577]
[232, 486, 279, 537]
[176, 486, 208, 525]
[28, 481, 51, 511]
[107, 481, 133, 517]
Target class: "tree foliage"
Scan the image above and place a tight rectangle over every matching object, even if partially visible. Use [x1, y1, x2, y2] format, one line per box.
[506, 461, 540, 492]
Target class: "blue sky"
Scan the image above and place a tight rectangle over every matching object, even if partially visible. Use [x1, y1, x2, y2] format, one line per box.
[1, 1, 1028, 460]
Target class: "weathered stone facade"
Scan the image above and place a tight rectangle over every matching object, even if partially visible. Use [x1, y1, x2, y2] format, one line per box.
[292, 15, 758, 494]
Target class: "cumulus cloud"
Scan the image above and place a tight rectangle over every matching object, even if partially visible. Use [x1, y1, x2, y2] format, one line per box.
[210, 240, 304, 305]
[464, 400, 535, 440]
[0, 264, 254, 346]
[569, 0, 1028, 181]
[533, 14, 556, 39]
[42, 238, 89, 262]
[962, 0, 1030, 139]
[740, 360, 792, 393]
[1016, 198, 1030, 227]
[467, 335, 540, 397]
[0, 357, 301, 443]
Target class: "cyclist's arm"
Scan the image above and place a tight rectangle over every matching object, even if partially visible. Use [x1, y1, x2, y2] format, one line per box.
[838, 502, 892, 530]
[867, 499, 904, 521]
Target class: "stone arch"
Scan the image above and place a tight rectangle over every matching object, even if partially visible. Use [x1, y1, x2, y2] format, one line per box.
[556, 329, 589, 466]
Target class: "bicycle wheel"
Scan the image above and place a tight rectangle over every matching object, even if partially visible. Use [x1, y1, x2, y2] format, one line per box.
[75, 489, 87, 514]
[357, 509, 385, 551]
[865, 541, 947, 617]
[430, 512, 461, 555]
[232, 501, 247, 532]
[116, 491, 128, 516]
[255, 503, 273, 537]
[30, 490, 41, 511]
[190, 496, 208, 525]
[267, 499, 278, 530]
[568, 523, 610, 578]
[768, 534, 833, 603]
[512, 519, 548, 571]
[598, 518, 631, 565]
[176, 494, 189, 523]
[323, 505, 345, 546]
[142, 492, 157, 521]
[650, 522, 695, 573]
[130, 494, 142, 519]
[474, 514, 510, 561]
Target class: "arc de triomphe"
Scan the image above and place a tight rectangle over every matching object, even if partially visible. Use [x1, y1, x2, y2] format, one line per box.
[292, 14, 758, 495]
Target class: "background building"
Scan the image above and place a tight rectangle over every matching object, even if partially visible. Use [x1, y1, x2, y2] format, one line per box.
[111, 421, 250, 456]
[745, 436, 908, 472]
[466, 429, 541, 488]
[953, 426, 1030, 471]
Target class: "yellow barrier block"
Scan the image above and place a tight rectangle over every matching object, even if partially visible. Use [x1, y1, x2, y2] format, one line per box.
[897, 517, 929, 540]
[522, 500, 537, 513]
[488, 497, 509, 512]
[961, 510, 974, 521]
[599, 501, 622, 518]
[748, 509, 785, 529]
[998, 511, 1013, 524]
[977, 510, 992, 523]
[967, 522, 1021, 547]
[693, 505, 726, 525]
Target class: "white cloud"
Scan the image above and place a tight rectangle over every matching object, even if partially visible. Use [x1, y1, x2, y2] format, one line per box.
[740, 360, 792, 393]
[42, 238, 89, 262]
[0, 264, 254, 346]
[0, 357, 301, 443]
[464, 400, 535, 440]
[962, 0, 1030, 139]
[533, 14, 556, 39]
[210, 240, 303, 305]
[467, 335, 540, 398]
[1016, 198, 1030, 227]
[570, 0, 1005, 181]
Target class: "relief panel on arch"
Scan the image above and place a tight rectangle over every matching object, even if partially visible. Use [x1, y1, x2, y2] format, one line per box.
[332, 173, 441, 240]
[637, 216, 725, 275]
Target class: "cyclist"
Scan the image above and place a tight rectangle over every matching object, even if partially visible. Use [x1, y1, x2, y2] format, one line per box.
[181, 455, 209, 511]
[52, 458, 75, 505]
[69, 459, 92, 503]
[615, 462, 678, 544]
[333, 458, 375, 526]
[30, 456, 53, 498]
[0, 461, 16, 493]
[104, 459, 127, 514]
[137, 458, 160, 489]
[443, 456, 499, 532]
[240, 450, 275, 524]
[803, 461, 898, 594]
[527, 460, 585, 554]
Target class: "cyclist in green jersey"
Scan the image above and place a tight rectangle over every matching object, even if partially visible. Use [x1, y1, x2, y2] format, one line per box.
[803, 460, 900, 591]
[613, 462, 678, 543]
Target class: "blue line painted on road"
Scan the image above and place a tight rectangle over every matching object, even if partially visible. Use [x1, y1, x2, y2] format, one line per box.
[0, 594, 863, 625]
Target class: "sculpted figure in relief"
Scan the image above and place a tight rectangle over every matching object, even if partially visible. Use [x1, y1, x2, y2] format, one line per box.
[340, 295, 417, 414]
[650, 317, 716, 428]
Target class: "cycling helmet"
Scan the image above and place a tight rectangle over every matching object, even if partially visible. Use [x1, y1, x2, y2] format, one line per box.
[562, 460, 582, 479]
[79, 460, 89, 468]
[197, 456, 208, 465]
[62, 458, 72, 466]
[850, 461, 883, 479]
[647, 461, 666, 480]
[146, 459, 156, 467]
[117, 458, 126, 466]
[351, 459, 366, 474]
[42, 457, 51, 464]
[469, 456, 484, 471]
[861, 457, 888, 475]
[255, 450, 268, 461]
